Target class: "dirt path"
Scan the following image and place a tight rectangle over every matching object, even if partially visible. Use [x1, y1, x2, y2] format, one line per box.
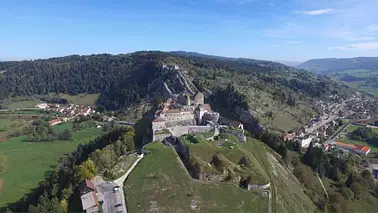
[316, 173, 329, 201]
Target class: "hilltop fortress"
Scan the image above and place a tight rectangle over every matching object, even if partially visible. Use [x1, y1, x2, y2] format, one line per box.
[151, 64, 245, 142]
[152, 92, 221, 141]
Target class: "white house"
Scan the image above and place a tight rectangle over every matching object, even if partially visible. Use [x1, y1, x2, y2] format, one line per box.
[298, 136, 313, 148]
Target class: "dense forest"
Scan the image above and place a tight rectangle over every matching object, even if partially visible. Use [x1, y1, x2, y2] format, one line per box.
[0, 51, 352, 111]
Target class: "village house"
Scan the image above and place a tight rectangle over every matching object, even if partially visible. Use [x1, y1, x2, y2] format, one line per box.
[283, 133, 296, 141]
[79, 180, 99, 213]
[229, 121, 244, 130]
[48, 118, 63, 126]
[297, 136, 313, 148]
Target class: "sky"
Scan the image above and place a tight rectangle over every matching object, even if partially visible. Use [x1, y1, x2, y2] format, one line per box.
[2, 0, 378, 61]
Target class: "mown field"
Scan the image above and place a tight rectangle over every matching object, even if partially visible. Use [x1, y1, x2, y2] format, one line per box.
[59, 93, 99, 106]
[0, 125, 103, 207]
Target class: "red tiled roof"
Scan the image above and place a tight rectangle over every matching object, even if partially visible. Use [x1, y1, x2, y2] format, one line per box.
[48, 118, 61, 124]
[230, 121, 242, 128]
[283, 133, 296, 141]
[152, 117, 166, 123]
[85, 179, 96, 191]
[335, 142, 370, 153]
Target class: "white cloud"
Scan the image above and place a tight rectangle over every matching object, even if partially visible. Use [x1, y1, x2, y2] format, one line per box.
[294, 8, 335, 15]
[332, 42, 378, 50]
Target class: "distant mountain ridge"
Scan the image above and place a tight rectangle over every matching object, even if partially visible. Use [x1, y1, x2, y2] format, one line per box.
[169, 51, 284, 66]
[297, 57, 378, 72]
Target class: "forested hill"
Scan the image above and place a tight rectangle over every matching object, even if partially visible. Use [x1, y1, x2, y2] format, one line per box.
[0, 52, 352, 122]
[297, 57, 378, 72]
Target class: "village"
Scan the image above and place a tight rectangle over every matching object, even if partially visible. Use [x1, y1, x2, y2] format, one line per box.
[282, 95, 378, 180]
[36, 103, 96, 125]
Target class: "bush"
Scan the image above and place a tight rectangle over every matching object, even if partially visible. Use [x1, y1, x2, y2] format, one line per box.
[350, 183, 364, 199]
[340, 187, 354, 200]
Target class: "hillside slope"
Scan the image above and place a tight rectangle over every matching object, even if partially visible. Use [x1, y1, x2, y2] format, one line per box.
[125, 139, 317, 213]
[0, 51, 354, 131]
[297, 57, 378, 97]
[297, 57, 378, 72]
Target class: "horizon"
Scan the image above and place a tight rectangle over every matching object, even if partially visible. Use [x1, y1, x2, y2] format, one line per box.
[2, 0, 378, 61]
[2, 50, 378, 64]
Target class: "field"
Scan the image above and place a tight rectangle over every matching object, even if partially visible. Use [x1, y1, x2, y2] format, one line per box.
[1, 99, 43, 109]
[125, 138, 317, 213]
[0, 118, 32, 142]
[59, 93, 99, 106]
[330, 69, 378, 98]
[0, 126, 103, 207]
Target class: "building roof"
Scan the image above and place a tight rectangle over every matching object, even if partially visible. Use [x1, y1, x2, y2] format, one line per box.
[230, 121, 242, 128]
[152, 117, 166, 123]
[203, 104, 212, 112]
[48, 118, 61, 125]
[335, 142, 370, 153]
[84, 179, 96, 191]
[165, 109, 181, 114]
[370, 164, 378, 170]
[80, 191, 98, 210]
[283, 133, 296, 140]
[194, 92, 204, 100]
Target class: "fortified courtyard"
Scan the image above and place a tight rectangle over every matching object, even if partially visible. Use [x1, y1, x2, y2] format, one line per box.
[151, 91, 245, 142]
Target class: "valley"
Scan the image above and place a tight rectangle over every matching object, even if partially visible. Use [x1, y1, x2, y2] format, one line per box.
[298, 57, 378, 98]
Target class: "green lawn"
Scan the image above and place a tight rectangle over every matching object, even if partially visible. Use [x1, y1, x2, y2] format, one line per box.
[60, 93, 99, 106]
[5, 100, 43, 109]
[125, 141, 269, 213]
[0, 127, 103, 207]
[0, 119, 13, 131]
[53, 122, 74, 132]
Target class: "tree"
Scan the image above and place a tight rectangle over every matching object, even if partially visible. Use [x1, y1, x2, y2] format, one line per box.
[126, 138, 135, 151]
[350, 182, 364, 199]
[345, 172, 358, 187]
[60, 199, 68, 212]
[0, 154, 8, 173]
[329, 166, 340, 181]
[76, 159, 97, 181]
[61, 184, 73, 200]
[59, 129, 72, 140]
[303, 142, 314, 165]
[340, 187, 354, 200]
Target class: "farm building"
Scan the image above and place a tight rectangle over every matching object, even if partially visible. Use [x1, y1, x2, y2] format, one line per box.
[334, 142, 370, 155]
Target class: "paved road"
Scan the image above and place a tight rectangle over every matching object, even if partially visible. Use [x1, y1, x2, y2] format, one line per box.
[94, 154, 144, 213]
[96, 182, 124, 213]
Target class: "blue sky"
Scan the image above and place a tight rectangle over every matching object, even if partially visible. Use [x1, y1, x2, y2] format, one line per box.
[1, 0, 378, 61]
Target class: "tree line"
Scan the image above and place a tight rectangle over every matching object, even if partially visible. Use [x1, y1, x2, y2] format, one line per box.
[9, 119, 72, 142]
